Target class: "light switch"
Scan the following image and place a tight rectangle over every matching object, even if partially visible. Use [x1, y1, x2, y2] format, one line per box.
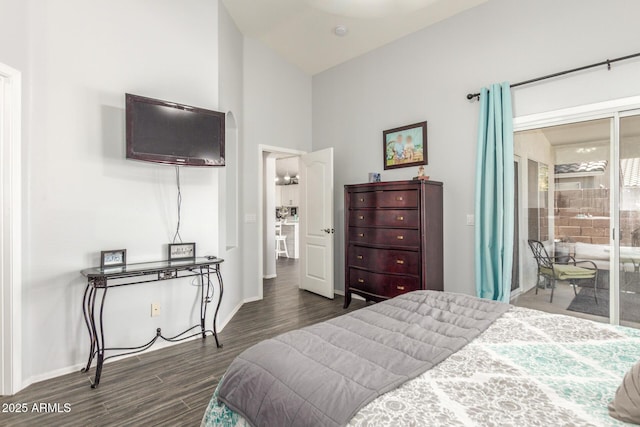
[466, 214, 475, 226]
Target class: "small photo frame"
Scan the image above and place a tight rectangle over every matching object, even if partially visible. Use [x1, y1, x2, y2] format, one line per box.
[168, 242, 196, 261]
[383, 121, 427, 170]
[101, 249, 127, 268]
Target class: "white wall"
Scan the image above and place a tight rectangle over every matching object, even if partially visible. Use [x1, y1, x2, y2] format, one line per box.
[242, 38, 312, 300]
[312, 0, 640, 296]
[3, 0, 232, 386]
[216, 1, 245, 332]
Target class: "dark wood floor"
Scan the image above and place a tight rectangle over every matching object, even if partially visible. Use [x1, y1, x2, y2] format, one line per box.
[0, 259, 366, 426]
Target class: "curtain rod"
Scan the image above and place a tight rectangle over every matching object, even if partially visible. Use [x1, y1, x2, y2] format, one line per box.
[466, 52, 640, 101]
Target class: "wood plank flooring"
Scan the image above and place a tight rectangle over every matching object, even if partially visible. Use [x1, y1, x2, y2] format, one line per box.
[0, 259, 366, 426]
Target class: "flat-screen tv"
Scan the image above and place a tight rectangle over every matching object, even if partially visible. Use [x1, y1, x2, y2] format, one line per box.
[125, 93, 225, 167]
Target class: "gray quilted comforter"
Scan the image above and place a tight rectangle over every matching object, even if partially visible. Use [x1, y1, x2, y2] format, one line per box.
[217, 291, 510, 427]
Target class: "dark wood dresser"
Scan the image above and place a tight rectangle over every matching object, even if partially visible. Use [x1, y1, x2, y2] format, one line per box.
[344, 180, 443, 308]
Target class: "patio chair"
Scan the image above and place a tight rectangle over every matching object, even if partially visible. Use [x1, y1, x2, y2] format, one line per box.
[527, 239, 599, 304]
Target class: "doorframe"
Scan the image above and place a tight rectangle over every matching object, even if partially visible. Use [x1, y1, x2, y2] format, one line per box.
[0, 62, 22, 396]
[514, 95, 640, 325]
[257, 145, 306, 301]
[510, 155, 524, 299]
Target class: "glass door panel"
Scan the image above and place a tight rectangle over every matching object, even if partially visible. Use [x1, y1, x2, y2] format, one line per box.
[619, 114, 640, 327]
[552, 119, 611, 321]
[514, 119, 611, 320]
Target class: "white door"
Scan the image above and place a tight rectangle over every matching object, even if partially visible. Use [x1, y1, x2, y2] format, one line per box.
[299, 148, 334, 298]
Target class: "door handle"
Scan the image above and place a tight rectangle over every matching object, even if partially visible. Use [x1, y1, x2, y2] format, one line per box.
[321, 228, 335, 234]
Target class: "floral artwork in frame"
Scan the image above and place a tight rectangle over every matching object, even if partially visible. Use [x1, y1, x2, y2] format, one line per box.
[383, 121, 427, 170]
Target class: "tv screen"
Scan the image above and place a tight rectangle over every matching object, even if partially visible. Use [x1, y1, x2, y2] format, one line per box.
[125, 93, 225, 167]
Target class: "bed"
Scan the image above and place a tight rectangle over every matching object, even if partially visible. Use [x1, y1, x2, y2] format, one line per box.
[202, 291, 640, 427]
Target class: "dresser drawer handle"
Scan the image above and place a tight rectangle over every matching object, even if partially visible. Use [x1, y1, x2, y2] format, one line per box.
[396, 196, 404, 201]
[358, 233, 364, 237]
[358, 278, 364, 283]
[358, 215, 364, 220]
[396, 285, 405, 291]
[359, 198, 365, 202]
[396, 216, 404, 221]
[396, 259, 404, 264]
[357, 255, 363, 260]
[396, 235, 404, 240]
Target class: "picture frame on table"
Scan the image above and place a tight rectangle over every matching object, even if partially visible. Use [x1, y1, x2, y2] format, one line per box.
[383, 121, 428, 170]
[100, 249, 127, 269]
[168, 242, 196, 261]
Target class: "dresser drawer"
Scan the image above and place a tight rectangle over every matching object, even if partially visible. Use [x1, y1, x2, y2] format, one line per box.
[349, 227, 421, 248]
[348, 246, 420, 275]
[349, 209, 420, 228]
[350, 190, 418, 209]
[348, 268, 420, 298]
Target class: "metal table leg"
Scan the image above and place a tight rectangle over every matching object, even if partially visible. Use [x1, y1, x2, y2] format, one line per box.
[91, 286, 108, 388]
[213, 266, 224, 348]
[80, 282, 96, 373]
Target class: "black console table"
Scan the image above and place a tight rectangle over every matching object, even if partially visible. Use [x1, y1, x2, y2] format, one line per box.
[80, 257, 224, 388]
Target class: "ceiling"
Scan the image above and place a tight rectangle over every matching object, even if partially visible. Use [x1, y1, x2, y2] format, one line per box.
[221, 0, 488, 75]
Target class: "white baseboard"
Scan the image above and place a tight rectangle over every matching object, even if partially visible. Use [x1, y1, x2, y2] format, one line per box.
[263, 274, 276, 279]
[22, 332, 209, 389]
[21, 300, 249, 392]
[333, 289, 344, 296]
[217, 299, 244, 332]
[243, 295, 261, 303]
[22, 364, 86, 391]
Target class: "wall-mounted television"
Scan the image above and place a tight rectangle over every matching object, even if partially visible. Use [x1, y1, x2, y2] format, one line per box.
[125, 93, 225, 167]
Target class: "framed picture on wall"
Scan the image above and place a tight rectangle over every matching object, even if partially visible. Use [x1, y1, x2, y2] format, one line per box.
[383, 121, 427, 170]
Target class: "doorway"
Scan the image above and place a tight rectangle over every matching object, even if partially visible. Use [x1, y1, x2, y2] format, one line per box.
[259, 146, 305, 299]
[265, 153, 301, 279]
[257, 145, 336, 301]
[512, 97, 640, 328]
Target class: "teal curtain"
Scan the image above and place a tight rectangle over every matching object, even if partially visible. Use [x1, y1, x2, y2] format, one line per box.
[474, 82, 515, 303]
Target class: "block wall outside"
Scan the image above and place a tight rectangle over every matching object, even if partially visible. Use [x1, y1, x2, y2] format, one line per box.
[553, 188, 640, 246]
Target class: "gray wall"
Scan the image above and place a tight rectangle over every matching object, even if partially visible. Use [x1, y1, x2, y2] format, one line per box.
[312, 0, 640, 295]
[242, 38, 312, 300]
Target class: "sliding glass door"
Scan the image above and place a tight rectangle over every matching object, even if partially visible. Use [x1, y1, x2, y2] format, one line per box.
[553, 119, 612, 322]
[515, 119, 613, 322]
[513, 99, 640, 328]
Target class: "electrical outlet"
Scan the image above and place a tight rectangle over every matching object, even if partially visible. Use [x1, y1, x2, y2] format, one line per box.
[151, 303, 160, 317]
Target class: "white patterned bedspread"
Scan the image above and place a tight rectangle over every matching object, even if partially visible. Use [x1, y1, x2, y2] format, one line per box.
[202, 307, 640, 427]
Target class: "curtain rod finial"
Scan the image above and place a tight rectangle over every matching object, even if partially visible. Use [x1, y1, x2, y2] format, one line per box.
[467, 93, 480, 101]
